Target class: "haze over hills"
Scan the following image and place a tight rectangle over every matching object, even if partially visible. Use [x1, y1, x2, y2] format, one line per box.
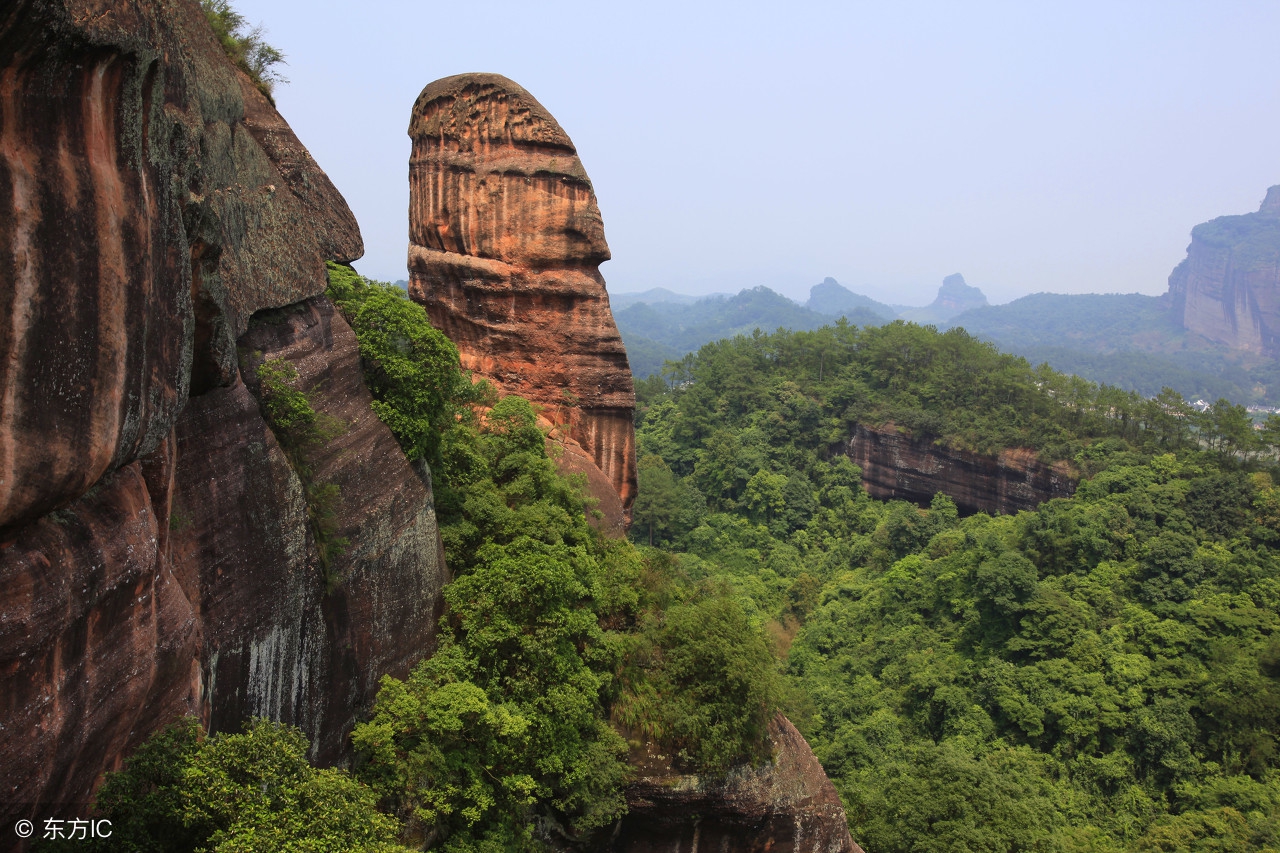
[616, 186, 1280, 406]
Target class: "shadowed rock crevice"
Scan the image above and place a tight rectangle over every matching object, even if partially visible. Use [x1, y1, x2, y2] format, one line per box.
[613, 715, 862, 853]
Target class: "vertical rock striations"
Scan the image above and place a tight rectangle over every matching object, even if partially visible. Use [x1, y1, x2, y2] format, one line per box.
[1168, 185, 1280, 354]
[1, 0, 443, 818]
[407, 73, 637, 526]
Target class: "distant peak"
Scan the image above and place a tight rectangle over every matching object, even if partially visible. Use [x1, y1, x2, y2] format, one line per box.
[822, 276, 840, 286]
[1261, 185, 1280, 215]
[937, 273, 985, 303]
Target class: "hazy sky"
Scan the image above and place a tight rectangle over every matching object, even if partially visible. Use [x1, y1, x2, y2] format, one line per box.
[240, 0, 1280, 306]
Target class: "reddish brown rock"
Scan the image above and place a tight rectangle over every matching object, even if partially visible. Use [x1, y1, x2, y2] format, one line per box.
[0, 458, 200, 815]
[1168, 186, 1280, 354]
[0, 0, 361, 532]
[0, 0, 450, 823]
[174, 296, 448, 762]
[614, 715, 863, 853]
[407, 73, 636, 521]
[848, 424, 1075, 515]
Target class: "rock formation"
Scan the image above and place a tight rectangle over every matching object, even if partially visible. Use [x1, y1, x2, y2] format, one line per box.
[1, 0, 444, 819]
[1168, 186, 1280, 354]
[899, 273, 988, 325]
[848, 424, 1076, 515]
[406, 73, 636, 527]
[613, 715, 862, 853]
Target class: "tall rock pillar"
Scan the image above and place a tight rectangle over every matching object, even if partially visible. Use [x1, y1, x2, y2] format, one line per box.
[407, 73, 636, 525]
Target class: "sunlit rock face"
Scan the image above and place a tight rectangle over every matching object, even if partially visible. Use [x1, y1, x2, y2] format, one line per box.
[407, 73, 637, 526]
[1168, 186, 1280, 354]
[1, 0, 442, 818]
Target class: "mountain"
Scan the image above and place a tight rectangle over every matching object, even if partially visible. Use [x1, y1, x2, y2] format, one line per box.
[616, 286, 882, 377]
[407, 72, 636, 520]
[899, 273, 988, 324]
[1169, 185, 1280, 354]
[610, 287, 727, 311]
[805, 277, 899, 322]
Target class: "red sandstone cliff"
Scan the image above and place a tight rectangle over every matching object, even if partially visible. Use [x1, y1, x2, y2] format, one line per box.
[848, 424, 1076, 515]
[406, 73, 636, 529]
[1168, 185, 1280, 355]
[1, 0, 444, 819]
[613, 715, 862, 853]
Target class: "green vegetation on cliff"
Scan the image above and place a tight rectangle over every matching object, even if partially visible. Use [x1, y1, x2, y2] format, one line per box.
[83, 266, 785, 853]
[326, 264, 783, 850]
[200, 0, 287, 99]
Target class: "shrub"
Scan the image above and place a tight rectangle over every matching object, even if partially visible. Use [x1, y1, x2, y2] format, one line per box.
[71, 718, 411, 853]
[200, 0, 287, 100]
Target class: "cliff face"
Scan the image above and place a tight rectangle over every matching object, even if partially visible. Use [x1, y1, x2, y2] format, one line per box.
[848, 424, 1076, 515]
[174, 296, 448, 763]
[614, 715, 862, 853]
[1, 0, 443, 816]
[406, 73, 636, 527]
[1168, 186, 1280, 354]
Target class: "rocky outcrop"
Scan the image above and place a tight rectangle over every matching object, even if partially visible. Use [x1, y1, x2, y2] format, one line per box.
[849, 424, 1075, 515]
[1, 0, 442, 820]
[1168, 186, 1280, 354]
[614, 715, 862, 853]
[175, 296, 448, 763]
[900, 273, 988, 325]
[406, 73, 636, 522]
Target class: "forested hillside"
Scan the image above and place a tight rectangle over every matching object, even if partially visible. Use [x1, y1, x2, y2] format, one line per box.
[946, 293, 1280, 404]
[618, 282, 1280, 406]
[616, 287, 885, 377]
[632, 321, 1280, 852]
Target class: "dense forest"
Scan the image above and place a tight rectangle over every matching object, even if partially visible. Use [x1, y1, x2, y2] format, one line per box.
[630, 322, 1280, 852]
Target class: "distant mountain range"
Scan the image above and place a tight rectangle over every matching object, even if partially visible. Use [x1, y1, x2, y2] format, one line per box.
[613, 185, 1280, 405]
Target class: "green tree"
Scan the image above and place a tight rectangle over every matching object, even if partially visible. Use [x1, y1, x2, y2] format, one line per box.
[74, 718, 409, 853]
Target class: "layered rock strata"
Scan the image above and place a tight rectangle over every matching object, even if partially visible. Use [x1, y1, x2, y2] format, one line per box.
[1, 0, 443, 819]
[1168, 186, 1280, 354]
[407, 73, 636, 523]
[614, 715, 863, 853]
[849, 424, 1076, 515]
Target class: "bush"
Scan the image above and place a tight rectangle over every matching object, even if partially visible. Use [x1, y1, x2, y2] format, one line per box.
[200, 0, 287, 100]
[614, 586, 784, 774]
[69, 718, 411, 853]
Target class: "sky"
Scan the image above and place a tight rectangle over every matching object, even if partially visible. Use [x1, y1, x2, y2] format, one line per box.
[239, 0, 1280, 306]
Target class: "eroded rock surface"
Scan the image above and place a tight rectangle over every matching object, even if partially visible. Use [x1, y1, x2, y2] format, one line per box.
[176, 296, 448, 762]
[849, 424, 1075, 515]
[1, 0, 443, 821]
[614, 715, 863, 853]
[407, 73, 636, 521]
[1168, 186, 1280, 354]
